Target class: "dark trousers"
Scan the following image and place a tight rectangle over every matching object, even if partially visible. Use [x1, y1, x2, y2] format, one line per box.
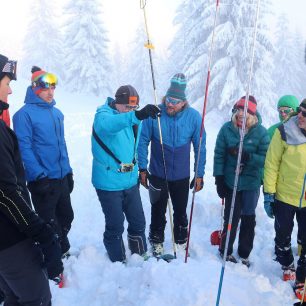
[0, 239, 51, 306]
[274, 200, 306, 282]
[219, 188, 259, 259]
[96, 184, 147, 262]
[148, 176, 190, 245]
[30, 176, 74, 254]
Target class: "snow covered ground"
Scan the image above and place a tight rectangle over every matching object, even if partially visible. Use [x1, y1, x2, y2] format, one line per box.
[9, 82, 300, 306]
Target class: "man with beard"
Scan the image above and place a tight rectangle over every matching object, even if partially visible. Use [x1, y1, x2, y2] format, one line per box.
[138, 73, 206, 256]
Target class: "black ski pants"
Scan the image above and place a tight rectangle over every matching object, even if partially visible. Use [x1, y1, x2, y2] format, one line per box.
[219, 188, 259, 259]
[148, 175, 190, 245]
[30, 176, 74, 254]
[274, 200, 306, 282]
[0, 239, 51, 306]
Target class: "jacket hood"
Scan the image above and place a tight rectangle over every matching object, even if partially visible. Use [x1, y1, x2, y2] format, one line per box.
[24, 86, 56, 108]
[96, 97, 118, 114]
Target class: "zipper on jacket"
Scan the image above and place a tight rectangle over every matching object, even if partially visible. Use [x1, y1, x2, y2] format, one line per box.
[49, 109, 63, 178]
[299, 174, 306, 208]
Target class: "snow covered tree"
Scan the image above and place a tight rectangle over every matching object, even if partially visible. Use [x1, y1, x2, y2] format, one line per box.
[169, 0, 276, 123]
[21, 0, 64, 79]
[272, 15, 305, 100]
[63, 0, 111, 96]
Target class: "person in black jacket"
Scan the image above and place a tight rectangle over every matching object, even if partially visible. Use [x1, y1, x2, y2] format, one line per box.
[0, 54, 63, 306]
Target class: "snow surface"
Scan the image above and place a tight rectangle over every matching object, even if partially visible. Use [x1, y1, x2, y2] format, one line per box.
[9, 81, 300, 306]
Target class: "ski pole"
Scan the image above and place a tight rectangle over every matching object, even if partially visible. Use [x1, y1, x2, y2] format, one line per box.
[185, 0, 221, 263]
[215, 0, 261, 305]
[140, 0, 176, 258]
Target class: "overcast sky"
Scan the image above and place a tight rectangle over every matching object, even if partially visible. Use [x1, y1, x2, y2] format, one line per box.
[0, 0, 305, 59]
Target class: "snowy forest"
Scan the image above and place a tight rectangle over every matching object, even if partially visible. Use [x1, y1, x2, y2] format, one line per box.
[16, 0, 306, 125]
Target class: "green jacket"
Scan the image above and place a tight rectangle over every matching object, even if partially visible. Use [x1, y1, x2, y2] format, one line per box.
[213, 114, 270, 191]
[267, 122, 281, 139]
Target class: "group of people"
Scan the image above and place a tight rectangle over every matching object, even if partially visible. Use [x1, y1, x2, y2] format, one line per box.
[0, 50, 305, 305]
[0, 55, 73, 305]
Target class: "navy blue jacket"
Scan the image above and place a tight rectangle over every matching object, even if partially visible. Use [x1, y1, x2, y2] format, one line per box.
[13, 86, 72, 182]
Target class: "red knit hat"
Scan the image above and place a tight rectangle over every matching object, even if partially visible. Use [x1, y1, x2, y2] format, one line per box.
[234, 95, 257, 115]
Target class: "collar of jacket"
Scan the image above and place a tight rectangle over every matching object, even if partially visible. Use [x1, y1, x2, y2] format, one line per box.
[24, 86, 56, 108]
[283, 116, 306, 145]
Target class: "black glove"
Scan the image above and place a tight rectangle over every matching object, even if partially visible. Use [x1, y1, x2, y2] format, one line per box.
[66, 173, 74, 193]
[27, 177, 50, 195]
[135, 104, 161, 120]
[35, 224, 64, 280]
[215, 175, 227, 199]
[227, 147, 250, 163]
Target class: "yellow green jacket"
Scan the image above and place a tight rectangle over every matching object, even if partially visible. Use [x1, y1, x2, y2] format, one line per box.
[264, 116, 306, 208]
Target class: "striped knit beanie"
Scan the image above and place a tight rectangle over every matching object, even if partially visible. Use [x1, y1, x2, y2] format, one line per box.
[166, 73, 187, 101]
[31, 66, 47, 95]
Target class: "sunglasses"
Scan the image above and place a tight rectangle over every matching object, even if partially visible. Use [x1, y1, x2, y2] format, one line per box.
[297, 107, 306, 117]
[278, 108, 293, 115]
[125, 104, 139, 110]
[2, 60, 17, 80]
[165, 96, 183, 105]
[33, 73, 58, 89]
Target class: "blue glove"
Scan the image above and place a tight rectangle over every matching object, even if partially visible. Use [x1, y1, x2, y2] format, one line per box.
[263, 193, 274, 219]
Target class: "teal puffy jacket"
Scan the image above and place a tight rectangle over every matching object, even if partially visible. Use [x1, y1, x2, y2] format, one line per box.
[91, 98, 142, 191]
[213, 113, 269, 191]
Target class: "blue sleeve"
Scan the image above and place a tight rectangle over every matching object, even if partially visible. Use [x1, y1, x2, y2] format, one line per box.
[13, 111, 46, 181]
[137, 117, 153, 170]
[94, 110, 141, 135]
[192, 113, 206, 177]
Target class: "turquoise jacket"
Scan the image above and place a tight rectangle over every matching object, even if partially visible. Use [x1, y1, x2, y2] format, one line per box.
[213, 113, 269, 191]
[91, 98, 142, 191]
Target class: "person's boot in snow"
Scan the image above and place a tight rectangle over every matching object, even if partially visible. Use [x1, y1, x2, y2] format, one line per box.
[240, 257, 250, 268]
[282, 263, 296, 281]
[219, 252, 237, 263]
[293, 281, 306, 302]
[151, 243, 164, 257]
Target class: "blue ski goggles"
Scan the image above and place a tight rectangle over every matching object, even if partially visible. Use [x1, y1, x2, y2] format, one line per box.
[165, 96, 184, 105]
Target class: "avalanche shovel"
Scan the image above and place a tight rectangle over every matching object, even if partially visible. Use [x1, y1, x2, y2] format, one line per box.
[210, 198, 224, 246]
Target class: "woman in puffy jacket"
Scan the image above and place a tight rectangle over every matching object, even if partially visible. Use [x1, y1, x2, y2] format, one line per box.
[213, 95, 269, 267]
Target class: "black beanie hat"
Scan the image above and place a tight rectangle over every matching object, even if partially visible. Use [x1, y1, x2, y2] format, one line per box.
[0, 54, 17, 81]
[300, 99, 306, 109]
[115, 85, 139, 106]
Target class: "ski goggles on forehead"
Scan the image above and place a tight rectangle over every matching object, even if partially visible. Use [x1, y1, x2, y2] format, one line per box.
[2, 60, 17, 80]
[165, 96, 183, 105]
[297, 107, 306, 117]
[278, 108, 293, 115]
[34, 73, 58, 89]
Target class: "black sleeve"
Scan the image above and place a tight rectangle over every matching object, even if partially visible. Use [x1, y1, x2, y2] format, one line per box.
[0, 123, 53, 243]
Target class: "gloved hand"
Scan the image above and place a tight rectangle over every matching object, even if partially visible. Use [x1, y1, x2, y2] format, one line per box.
[263, 193, 275, 219]
[227, 147, 250, 163]
[27, 177, 50, 195]
[139, 169, 149, 189]
[135, 104, 161, 120]
[35, 224, 64, 280]
[66, 173, 74, 193]
[215, 175, 227, 199]
[190, 177, 204, 192]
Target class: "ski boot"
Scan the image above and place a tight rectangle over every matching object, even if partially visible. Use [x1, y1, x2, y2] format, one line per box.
[240, 257, 250, 268]
[294, 282, 306, 302]
[219, 252, 237, 263]
[151, 243, 164, 257]
[282, 264, 296, 281]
